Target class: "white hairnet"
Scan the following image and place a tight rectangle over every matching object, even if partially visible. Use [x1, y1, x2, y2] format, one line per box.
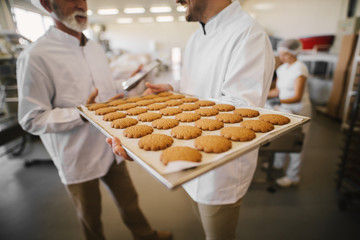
[277, 39, 303, 56]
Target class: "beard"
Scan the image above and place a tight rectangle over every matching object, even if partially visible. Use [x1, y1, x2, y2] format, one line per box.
[186, 0, 208, 22]
[50, 1, 88, 32]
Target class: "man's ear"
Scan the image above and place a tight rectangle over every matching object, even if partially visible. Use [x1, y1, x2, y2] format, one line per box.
[40, 0, 53, 13]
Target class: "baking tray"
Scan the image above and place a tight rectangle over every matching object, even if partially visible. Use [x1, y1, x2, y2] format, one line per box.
[77, 93, 310, 189]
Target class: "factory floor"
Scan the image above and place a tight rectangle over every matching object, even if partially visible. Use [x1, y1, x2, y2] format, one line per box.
[0, 109, 359, 240]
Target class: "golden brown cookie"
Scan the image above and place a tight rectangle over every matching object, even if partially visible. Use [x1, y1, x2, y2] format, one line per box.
[153, 97, 170, 103]
[160, 108, 183, 116]
[161, 146, 202, 166]
[195, 135, 232, 153]
[117, 103, 137, 111]
[195, 119, 224, 131]
[195, 100, 216, 107]
[168, 94, 185, 99]
[152, 118, 179, 129]
[87, 103, 108, 111]
[111, 118, 138, 129]
[136, 100, 155, 106]
[259, 114, 291, 125]
[195, 108, 219, 117]
[125, 97, 143, 103]
[157, 92, 173, 97]
[220, 127, 256, 142]
[103, 112, 126, 121]
[216, 113, 243, 123]
[138, 112, 162, 122]
[123, 125, 154, 138]
[108, 99, 126, 106]
[233, 108, 260, 118]
[142, 94, 158, 99]
[165, 100, 183, 106]
[240, 120, 274, 133]
[126, 108, 148, 116]
[171, 126, 202, 140]
[213, 104, 235, 112]
[175, 112, 201, 122]
[181, 97, 199, 103]
[146, 103, 167, 111]
[179, 104, 200, 111]
[95, 107, 117, 115]
[138, 134, 174, 151]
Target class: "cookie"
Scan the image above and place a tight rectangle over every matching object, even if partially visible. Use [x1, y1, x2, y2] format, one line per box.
[259, 114, 290, 125]
[157, 92, 173, 97]
[240, 120, 274, 133]
[179, 104, 200, 111]
[95, 107, 117, 115]
[125, 97, 143, 103]
[152, 118, 179, 129]
[195, 119, 224, 131]
[213, 104, 235, 112]
[117, 103, 137, 110]
[138, 112, 162, 122]
[161, 146, 202, 166]
[126, 108, 148, 116]
[171, 126, 202, 140]
[103, 112, 126, 121]
[136, 100, 155, 106]
[175, 112, 201, 122]
[195, 108, 219, 117]
[153, 97, 170, 103]
[233, 108, 260, 118]
[195, 100, 215, 107]
[160, 108, 183, 116]
[220, 127, 256, 142]
[123, 125, 154, 138]
[168, 94, 185, 99]
[142, 94, 158, 99]
[165, 100, 183, 106]
[194, 135, 232, 153]
[87, 103, 108, 111]
[111, 118, 138, 129]
[147, 103, 167, 111]
[138, 134, 174, 151]
[181, 97, 199, 103]
[108, 99, 127, 106]
[216, 113, 243, 123]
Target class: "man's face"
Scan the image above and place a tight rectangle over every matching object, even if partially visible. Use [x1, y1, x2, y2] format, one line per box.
[50, 0, 88, 32]
[176, 0, 208, 22]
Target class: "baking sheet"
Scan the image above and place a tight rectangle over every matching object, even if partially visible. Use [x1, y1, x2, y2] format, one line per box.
[77, 93, 310, 189]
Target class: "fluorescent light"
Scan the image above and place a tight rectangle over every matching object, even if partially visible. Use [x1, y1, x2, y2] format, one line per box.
[138, 17, 154, 23]
[97, 8, 119, 15]
[178, 16, 186, 22]
[116, 18, 133, 24]
[87, 10, 93, 16]
[150, 6, 172, 13]
[176, 6, 186, 12]
[124, 7, 145, 14]
[253, 3, 275, 10]
[156, 16, 174, 23]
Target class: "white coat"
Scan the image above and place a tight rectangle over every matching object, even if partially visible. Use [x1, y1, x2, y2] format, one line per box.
[181, 1, 275, 205]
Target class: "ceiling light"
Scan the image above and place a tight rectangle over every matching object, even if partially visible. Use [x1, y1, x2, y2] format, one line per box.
[117, 18, 133, 24]
[97, 8, 119, 15]
[138, 17, 154, 23]
[178, 16, 186, 22]
[87, 10, 93, 16]
[156, 16, 174, 23]
[176, 6, 186, 12]
[124, 7, 146, 14]
[150, 6, 172, 13]
[253, 3, 275, 10]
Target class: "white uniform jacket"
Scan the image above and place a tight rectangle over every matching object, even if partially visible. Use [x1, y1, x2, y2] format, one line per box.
[17, 27, 121, 185]
[181, 1, 275, 205]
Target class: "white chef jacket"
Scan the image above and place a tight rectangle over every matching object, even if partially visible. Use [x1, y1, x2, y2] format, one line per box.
[181, 1, 275, 205]
[17, 27, 122, 185]
[276, 60, 311, 117]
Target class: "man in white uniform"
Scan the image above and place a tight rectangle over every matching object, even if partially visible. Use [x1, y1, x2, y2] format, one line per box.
[139, 0, 275, 239]
[17, 0, 171, 240]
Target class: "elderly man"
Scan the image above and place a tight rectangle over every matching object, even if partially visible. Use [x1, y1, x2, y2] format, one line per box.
[17, 0, 172, 240]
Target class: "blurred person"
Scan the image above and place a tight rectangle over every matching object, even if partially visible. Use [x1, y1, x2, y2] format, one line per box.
[17, 0, 172, 239]
[111, 0, 274, 239]
[267, 38, 312, 187]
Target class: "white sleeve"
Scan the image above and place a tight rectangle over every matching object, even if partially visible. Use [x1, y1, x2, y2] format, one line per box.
[220, 27, 274, 107]
[17, 52, 84, 135]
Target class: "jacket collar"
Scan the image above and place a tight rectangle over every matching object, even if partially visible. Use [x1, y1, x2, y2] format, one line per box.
[45, 26, 87, 47]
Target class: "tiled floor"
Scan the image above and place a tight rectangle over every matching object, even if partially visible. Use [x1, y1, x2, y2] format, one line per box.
[0, 110, 359, 240]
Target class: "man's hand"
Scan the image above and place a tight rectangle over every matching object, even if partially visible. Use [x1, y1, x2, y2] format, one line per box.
[131, 64, 143, 77]
[106, 137, 133, 161]
[87, 88, 98, 104]
[143, 82, 173, 95]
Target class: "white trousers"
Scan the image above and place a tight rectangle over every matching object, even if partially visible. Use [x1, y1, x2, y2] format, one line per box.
[274, 152, 302, 181]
